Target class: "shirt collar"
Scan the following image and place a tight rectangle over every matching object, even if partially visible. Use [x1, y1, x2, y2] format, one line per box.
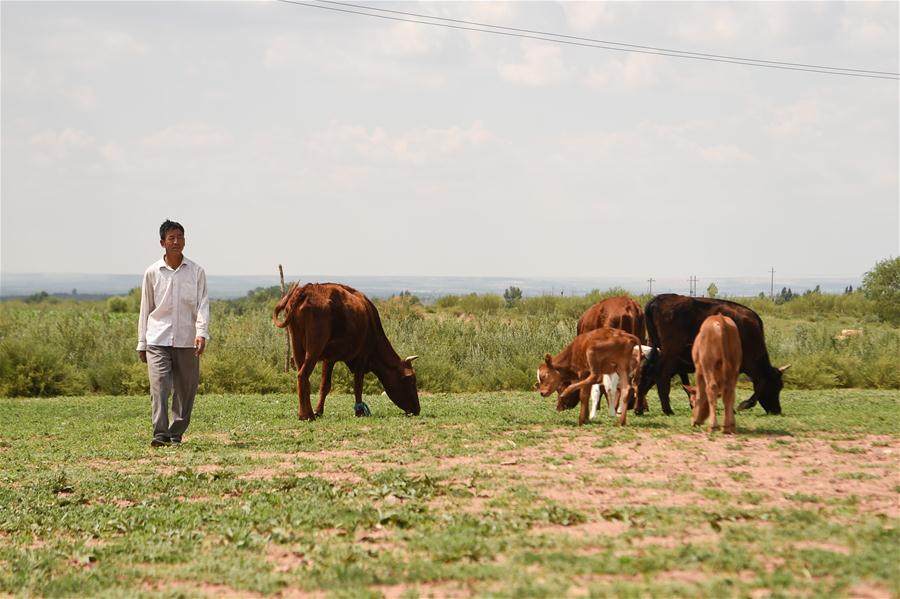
[156, 256, 192, 272]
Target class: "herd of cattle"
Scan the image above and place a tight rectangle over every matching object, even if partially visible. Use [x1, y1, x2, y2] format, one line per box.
[273, 283, 790, 433]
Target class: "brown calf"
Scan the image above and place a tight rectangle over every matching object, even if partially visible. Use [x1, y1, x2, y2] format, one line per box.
[576, 296, 649, 413]
[537, 328, 642, 426]
[682, 314, 742, 434]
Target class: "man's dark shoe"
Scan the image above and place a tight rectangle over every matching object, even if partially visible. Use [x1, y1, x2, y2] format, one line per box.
[150, 439, 171, 447]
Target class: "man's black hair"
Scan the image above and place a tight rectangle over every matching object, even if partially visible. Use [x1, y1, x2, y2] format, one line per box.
[159, 219, 185, 240]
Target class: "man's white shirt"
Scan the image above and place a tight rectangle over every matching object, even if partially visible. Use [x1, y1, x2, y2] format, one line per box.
[137, 257, 209, 350]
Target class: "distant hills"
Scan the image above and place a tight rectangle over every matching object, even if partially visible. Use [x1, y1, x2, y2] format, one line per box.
[0, 272, 861, 301]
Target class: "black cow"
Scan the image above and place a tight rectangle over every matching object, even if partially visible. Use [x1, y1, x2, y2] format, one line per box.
[638, 294, 789, 415]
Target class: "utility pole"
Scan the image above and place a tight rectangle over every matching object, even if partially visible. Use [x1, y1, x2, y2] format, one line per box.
[647, 277, 655, 295]
[689, 275, 698, 296]
[770, 267, 775, 300]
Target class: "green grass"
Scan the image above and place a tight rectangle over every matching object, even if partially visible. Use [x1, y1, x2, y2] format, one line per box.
[0, 389, 898, 598]
[2, 290, 899, 397]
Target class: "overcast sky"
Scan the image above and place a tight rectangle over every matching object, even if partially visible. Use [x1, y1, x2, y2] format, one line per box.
[2, 1, 897, 280]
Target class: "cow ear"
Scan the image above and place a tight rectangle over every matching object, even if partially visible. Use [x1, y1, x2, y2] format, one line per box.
[544, 353, 554, 368]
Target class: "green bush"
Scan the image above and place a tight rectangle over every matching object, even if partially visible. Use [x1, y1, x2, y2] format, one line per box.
[862, 256, 900, 325]
[0, 288, 897, 397]
[0, 340, 86, 397]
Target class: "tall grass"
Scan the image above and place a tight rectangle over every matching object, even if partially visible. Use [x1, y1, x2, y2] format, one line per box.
[1, 290, 897, 397]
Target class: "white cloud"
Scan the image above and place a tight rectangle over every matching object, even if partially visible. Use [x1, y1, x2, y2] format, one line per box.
[700, 144, 753, 164]
[262, 35, 307, 69]
[583, 54, 661, 90]
[262, 32, 445, 87]
[498, 42, 573, 86]
[28, 128, 97, 162]
[841, 11, 897, 50]
[372, 21, 444, 57]
[561, 2, 619, 32]
[44, 24, 148, 71]
[304, 121, 499, 166]
[671, 7, 741, 43]
[62, 86, 97, 109]
[140, 124, 234, 150]
[765, 100, 828, 138]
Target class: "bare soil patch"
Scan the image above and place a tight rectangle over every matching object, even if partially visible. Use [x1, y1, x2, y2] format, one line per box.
[425, 432, 898, 517]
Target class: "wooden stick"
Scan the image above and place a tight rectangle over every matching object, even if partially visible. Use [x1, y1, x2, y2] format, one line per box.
[278, 264, 291, 372]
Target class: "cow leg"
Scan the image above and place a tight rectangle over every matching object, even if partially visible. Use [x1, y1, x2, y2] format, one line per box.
[654, 352, 682, 416]
[602, 374, 617, 419]
[616, 371, 629, 426]
[628, 387, 645, 415]
[692, 373, 709, 427]
[314, 360, 334, 416]
[656, 372, 675, 416]
[578, 386, 591, 426]
[351, 370, 371, 417]
[723, 382, 737, 434]
[705, 379, 720, 433]
[589, 384, 602, 421]
[738, 379, 759, 411]
[296, 356, 318, 421]
[560, 374, 602, 400]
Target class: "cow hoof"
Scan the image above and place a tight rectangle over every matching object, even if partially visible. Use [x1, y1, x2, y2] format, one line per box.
[737, 400, 756, 411]
[298, 414, 316, 421]
[354, 401, 371, 417]
[663, 408, 675, 416]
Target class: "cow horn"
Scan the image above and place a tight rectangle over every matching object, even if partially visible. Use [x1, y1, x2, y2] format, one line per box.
[536, 369, 541, 384]
[779, 364, 792, 373]
[404, 355, 419, 363]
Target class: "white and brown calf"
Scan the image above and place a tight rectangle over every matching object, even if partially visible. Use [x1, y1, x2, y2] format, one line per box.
[537, 328, 642, 426]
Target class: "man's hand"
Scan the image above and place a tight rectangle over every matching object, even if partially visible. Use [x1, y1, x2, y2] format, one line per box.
[138, 350, 147, 363]
[195, 337, 206, 357]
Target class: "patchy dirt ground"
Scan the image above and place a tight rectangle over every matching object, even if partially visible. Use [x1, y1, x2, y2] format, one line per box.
[240, 432, 899, 522]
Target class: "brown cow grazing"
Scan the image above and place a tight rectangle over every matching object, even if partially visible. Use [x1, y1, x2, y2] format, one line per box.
[536, 328, 642, 426]
[576, 296, 649, 413]
[682, 315, 742, 434]
[577, 295, 647, 341]
[273, 282, 420, 420]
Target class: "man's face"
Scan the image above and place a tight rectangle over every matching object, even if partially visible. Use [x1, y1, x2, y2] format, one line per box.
[160, 229, 185, 256]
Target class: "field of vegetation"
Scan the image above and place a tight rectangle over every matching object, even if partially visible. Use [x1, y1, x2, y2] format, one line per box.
[1, 284, 898, 398]
[2, 270, 899, 597]
[1, 390, 898, 598]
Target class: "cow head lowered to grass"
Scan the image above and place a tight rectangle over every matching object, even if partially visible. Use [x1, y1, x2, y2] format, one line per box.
[273, 282, 421, 420]
[639, 294, 790, 416]
[537, 328, 643, 426]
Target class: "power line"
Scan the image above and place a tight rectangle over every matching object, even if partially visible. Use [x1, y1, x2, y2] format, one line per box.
[318, 0, 899, 78]
[277, 0, 899, 81]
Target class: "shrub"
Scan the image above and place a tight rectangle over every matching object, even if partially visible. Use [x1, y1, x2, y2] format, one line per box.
[862, 256, 900, 325]
[0, 340, 86, 397]
[107, 297, 130, 313]
[458, 293, 503, 315]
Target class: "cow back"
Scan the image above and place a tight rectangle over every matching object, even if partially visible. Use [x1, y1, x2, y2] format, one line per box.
[577, 296, 646, 343]
[645, 293, 782, 413]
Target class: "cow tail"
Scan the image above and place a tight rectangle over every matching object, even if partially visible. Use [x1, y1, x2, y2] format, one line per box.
[642, 297, 661, 381]
[273, 282, 301, 329]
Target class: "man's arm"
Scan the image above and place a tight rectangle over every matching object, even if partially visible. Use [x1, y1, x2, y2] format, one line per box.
[194, 266, 210, 356]
[137, 269, 154, 361]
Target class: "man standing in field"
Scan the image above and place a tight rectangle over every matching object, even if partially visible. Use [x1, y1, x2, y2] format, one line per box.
[137, 220, 209, 447]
